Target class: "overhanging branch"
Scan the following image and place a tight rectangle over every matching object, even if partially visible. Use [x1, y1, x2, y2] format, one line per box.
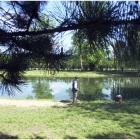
[1, 18, 140, 37]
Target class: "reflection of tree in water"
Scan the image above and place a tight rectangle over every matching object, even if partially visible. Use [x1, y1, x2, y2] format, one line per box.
[26, 76, 73, 99]
[102, 77, 114, 90]
[51, 77, 73, 84]
[66, 78, 109, 102]
[31, 77, 54, 99]
[78, 78, 109, 101]
[111, 77, 140, 100]
[66, 88, 73, 100]
[51, 77, 140, 101]
[25, 76, 140, 101]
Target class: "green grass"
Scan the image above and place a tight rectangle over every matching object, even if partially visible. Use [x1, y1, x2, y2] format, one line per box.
[24, 69, 138, 78]
[0, 99, 140, 139]
[1, 69, 138, 78]
[24, 70, 107, 77]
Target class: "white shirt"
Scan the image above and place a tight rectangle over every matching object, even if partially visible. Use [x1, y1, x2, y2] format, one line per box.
[74, 82, 77, 89]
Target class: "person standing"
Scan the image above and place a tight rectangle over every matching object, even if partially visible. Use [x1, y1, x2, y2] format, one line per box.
[72, 77, 79, 103]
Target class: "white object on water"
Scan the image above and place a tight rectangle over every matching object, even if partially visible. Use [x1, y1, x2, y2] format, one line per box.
[116, 95, 121, 97]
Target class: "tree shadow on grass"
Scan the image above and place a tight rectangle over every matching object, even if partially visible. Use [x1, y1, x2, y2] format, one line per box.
[59, 100, 72, 104]
[63, 134, 78, 139]
[51, 102, 140, 139]
[67, 101, 140, 115]
[131, 130, 140, 139]
[0, 132, 57, 139]
[61, 102, 140, 138]
[0, 132, 18, 139]
[33, 134, 47, 139]
[86, 132, 131, 139]
[63, 132, 133, 139]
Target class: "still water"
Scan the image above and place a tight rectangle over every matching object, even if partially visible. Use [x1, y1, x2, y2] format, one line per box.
[1, 76, 140, 101]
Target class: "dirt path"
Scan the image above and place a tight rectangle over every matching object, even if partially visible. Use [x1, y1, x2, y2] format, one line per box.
[0, 99, 72, 107]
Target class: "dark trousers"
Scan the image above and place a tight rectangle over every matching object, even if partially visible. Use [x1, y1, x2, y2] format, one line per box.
[73, 91, 77, 103]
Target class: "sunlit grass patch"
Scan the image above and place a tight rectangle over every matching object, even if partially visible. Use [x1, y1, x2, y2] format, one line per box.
[24, 69, 138, 78]
[24, 70, 110, 78]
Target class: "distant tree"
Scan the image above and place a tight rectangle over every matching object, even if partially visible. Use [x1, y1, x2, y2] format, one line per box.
[72, 30, 85, 70]
[71, 33, 108, 71]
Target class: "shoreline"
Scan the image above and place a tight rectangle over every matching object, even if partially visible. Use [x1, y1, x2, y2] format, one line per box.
[0, 98, 139, 108]
[0, 98, 72, 107]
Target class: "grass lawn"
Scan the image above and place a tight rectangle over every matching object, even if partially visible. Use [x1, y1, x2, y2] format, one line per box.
[0, 100, 140, 139]
[24, 70, 107, 77]
[24, 70, 136, 78]
[1, 69, 138, 78]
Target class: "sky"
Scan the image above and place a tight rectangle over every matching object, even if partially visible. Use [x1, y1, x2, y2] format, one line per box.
[0, 1, 73, 52]
[46, 1, 73, 50]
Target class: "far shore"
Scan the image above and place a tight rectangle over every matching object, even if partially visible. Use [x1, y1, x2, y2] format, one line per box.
[1, 70, 139, 78]
[23, 70, 140, 77]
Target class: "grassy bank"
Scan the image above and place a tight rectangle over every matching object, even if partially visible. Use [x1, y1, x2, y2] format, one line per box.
[24, 70, 135, 78]
[24, 70, 108, 77]
[0, 99, 140, 139]
[1, 70, 138, 77]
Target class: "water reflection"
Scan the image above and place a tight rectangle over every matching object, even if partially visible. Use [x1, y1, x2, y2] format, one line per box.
[30, 77, 54, 99]
[110, 77, 140, 100]
[1, 76, 140, 101]
[66, 78, 109, 101]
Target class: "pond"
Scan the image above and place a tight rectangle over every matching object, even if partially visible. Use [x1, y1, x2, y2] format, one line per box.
[1, 76, 140, 101]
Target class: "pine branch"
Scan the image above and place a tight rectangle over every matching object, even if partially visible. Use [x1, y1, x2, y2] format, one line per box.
[1, 18, 140, 37]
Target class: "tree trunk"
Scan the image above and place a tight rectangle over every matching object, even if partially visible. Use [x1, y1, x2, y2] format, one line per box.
[137, 69, 140, 76]
[80, 55, 84, 71]
[89, 63, 95, 71]
[38, 60, 40, 70]
[31, 65, 32, 70]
